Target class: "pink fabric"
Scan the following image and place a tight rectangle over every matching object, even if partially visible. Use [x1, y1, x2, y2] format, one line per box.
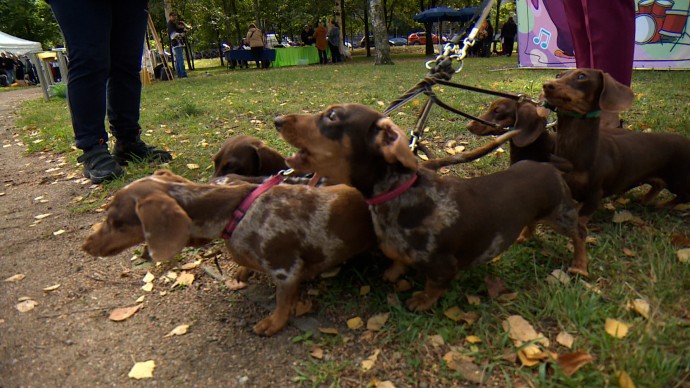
[563, 0, 635, 86]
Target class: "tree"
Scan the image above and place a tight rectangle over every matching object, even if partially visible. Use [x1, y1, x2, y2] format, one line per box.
[369, 0, 392, 64]
[0, 0, 61, 49]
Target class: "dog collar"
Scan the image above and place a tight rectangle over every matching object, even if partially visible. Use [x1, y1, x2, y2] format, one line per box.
[365, 174, 418, 205]
[541, 102, 601, 119]
[221, 173, 286, 239]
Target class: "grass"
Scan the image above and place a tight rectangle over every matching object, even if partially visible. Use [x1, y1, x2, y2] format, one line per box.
[14, 47, 690, 386]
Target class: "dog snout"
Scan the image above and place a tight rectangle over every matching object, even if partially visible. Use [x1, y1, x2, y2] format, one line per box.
[274, 116, 286, 132]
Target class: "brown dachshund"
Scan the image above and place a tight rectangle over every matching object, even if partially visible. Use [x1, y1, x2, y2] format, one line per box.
[275, 104, 587, 310]
[213, 135, 288, 177]
[83, 170, 375, 336]
[542, 69, 690, 222]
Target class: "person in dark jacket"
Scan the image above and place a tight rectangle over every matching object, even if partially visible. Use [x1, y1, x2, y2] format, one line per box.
[501, 17, 517, 56]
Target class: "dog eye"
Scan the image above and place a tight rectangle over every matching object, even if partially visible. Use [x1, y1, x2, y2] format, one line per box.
[576, 73, 586, 80]
[555, 73, 563, 79]
[326, 109, 337, 121]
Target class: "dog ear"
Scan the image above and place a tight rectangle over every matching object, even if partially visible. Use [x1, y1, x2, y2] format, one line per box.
[375, 118, 418, 170]
[135, 192, 192, 264]
[513, 102, 549, 147]
[256, 145, 288, 175]
[599, 72, 634, 112]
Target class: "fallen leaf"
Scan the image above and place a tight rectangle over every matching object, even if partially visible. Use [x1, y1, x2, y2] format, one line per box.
[186, 163, 199, 169]
[5, 274, 25, 282]
[43, 284, 61, 292]
[34, 213, 51, 220]
[671, 234, 690, 247]
[556, 331, 575, 349]
[141, 282, 153, 292]
[428, 334, 445, 347]
[164, 324, 189, 337]
[347, 316, 364, 330]
[135, 295, 145, 303]
[629, 299, 650, 319]
[546, 269, 571, 285]
[142, 271, 155, 283]
[128, 360, 155, 379]
[179, 259, 202, 270]
[361, 349, 381, 371]
[171, 272, 194, 288]
[443, 351, 486, 383]
[605, 318, 630, 338]
[310, 346, 324, 359]
[466, 335, 482, 344]
[622, 247, 636, 257]
[386, 293, 401, 307]
[612, 210, 634, 223]
[444, 306, 464, 322]
[367, 313, 389, 331]
[360, 285, 370, 296]
[497, 292, 518, 302]
[320, 267, 340, 278]
[318, 327, 338, 335]
[295, 300, 313, 316]
[484, 275, 508, 298]
[458, 311, 479, 325]
[15, 300, 37, 312]
[557, 351, 593, 376]
[502, 315, 550, 346]
[517, 349, 541, 367]
[520, 344, 548, 361]
[678, 248, 690, 263]
[466, 295, 481, 305]
[617, 371, 636, 388]
[53, 229, 66, 236]
[375, 381, 396, 388]
[109, 304, 142, 321]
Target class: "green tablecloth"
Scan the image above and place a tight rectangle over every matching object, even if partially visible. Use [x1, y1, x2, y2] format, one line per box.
[273, 46, 320, 67]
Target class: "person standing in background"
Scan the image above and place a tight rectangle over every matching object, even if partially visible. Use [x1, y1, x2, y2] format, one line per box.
[563, 0, 635, 127]
[301, 24, 315, 46]
[327, 20, 342, 63]
[167, 12, 188, 78]
[501, 17, 517, 57]
[314, 21, 328, 65]
[245, 23, 266, 69]
[48, 0, 172, 184]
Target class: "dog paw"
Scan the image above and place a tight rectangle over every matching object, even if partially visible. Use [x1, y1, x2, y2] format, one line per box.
[383, 262, 407, 283]
[406, 292, 437, 311]
[225, 278, 248, 291]
[253, 316, 287, 336]
[567, 266, 589, 278]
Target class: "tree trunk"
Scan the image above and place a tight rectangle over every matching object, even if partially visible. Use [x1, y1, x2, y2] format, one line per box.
[370, 0, 393, 65]
[335, 0, 346, 60]
[364, 0, 371, 56]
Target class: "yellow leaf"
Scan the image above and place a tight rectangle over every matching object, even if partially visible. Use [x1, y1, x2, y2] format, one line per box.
[556, 331, 575, 349]
[5, 274, 26, 282]
[605, 318, 630, 338]
[128, 360, 155, 379]
[678, 248, 690, 263]
[443, 351, 486, 383]
[557, 351, 593, 376]
[34, 213, 51, 220]
[366, 313, 389, 331]
[520, 344, 547, 360]
[109, 304, 142, 321]
[347, 316, 364, 330]
[320, 267, 341, 278]
[466, 335, 482, 344]
[142, 272, 155, 283]
[141, 282, 153, 292]
[135, 295, 145, 303]
[502, 315, 550, 346]
[428, 334, 445, 347]
[310, 346, 324, 359]
[617, 371, 636, 388]
[165, 324, 190, 337]
[546, 269, 571, 285]
[15, 300, 37, 313]
[360, 285, 370, 296]
[171, 271, 194, 288]
[517, 349, 541, 367]
[318, 327, 339, 335]
[361, 349, 380, 371]
[466, 295, 481, 305]
[612, 210, 634, 223]
[186, 163, 200, 169]
[43, 284, 61, 292]
[630, 299, 650, 319]
[53, 229, 66, 236]
[444, 306, 464, 321]
[375, 381, 396, 388]
[622, 247, 636, 257]
[179, 259, 202, 270]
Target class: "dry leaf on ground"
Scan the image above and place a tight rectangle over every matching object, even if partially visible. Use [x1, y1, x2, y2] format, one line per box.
[605, 318, 630, 338]
[484, 275, 508, 298]
[171, 272, 194, 288]
[443, 351, 485, 383]
[43, 284, 60, 292]
[310, 347, 324, 359]
[109, 304, 142, 322]
[179, 259, 202, 270]
[428, 334, 445, 347]
[556, 331, 575, 349]
[557, 351, 593, 376]
[612, 210, 634, 223]
[466, 295, 481, 305]
[502, 315, 550, 346]
[466, 335, 482, 344]
[361, 349, 381, 371]
[366, 313, 389, 331]
[622, 247, 636, 257]
[629, 299, 650, 319]
[444, 306, 464, 321]
[546, 269, 570, 285]
[671, 234, 690, 247]
[128, 360, 155, 379]
[677, 248, 690, 263]
[142, 272, 155, 283]
[360, 285, 370, 296]
[5, 274, 26, 282]
[164, 324, 189, 337]
[295, 300, 313, 317]
[347, 316, 364, 330]
[375, 381, 396, 388]
[15, 300, 37, 312]
[141, 282, 153, 292]
[318, 327, 338, 335]
[617, 371, 636, 388]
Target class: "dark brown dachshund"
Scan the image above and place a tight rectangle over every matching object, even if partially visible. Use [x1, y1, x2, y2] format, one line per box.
[542, 69, 690, 221]
[213, 135, 288, 177]
[83, 170, 375, 336]
[275, 104, 587, 310]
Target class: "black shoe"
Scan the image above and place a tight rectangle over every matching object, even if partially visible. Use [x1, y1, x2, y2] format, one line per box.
[77, 146, 124, 184]
[113, 138, 172, 166]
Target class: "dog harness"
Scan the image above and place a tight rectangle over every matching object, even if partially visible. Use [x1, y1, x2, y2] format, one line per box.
[221, 173, 286, 239]
[365, 174, 418, 205]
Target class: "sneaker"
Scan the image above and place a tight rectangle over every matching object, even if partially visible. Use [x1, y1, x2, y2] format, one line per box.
[113, 138, 172, 166]
[77, 146, 124, 184]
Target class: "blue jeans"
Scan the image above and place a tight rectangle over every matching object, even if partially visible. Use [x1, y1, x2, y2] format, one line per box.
[49, 0, 149, 150]
[172, 45, 187, 78]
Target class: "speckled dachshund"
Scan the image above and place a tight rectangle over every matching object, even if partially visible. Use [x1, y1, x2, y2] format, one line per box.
[275, 104, 588, 310]
[82, 170, 375, 336]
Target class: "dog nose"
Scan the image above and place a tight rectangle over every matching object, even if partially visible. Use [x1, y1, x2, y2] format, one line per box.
[274, 116, 285, 132]
[543, 82, 555, 91]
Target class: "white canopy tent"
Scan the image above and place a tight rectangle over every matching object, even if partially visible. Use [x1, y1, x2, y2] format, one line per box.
[0, 31, 42, 55]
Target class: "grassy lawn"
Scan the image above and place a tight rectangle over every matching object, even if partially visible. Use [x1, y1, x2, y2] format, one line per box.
[15, 48, 690, 386]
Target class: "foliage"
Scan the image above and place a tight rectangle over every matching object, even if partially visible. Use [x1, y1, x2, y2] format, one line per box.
[0, 0, 61, 48]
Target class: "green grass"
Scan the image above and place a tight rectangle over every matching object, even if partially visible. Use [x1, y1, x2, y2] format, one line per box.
[14, 49, 690, 386]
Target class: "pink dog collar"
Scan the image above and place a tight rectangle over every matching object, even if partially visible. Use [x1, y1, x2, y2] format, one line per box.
[221, 173, 286, 239]
[365, 174, 418, 205]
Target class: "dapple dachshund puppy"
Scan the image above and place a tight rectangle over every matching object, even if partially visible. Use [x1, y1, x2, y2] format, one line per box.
[213, 135, 288, 177]
[542, 69, 690, 220]
[275, 104, 588, 310]
[82, 170, 375, 336]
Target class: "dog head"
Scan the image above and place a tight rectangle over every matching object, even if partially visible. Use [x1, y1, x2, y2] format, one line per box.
[542, 69, 634, 114]
[275, 104, 417, 186]
[467, 98, 550, 147]
[82, 170, 197, 264]
[212, 135, 288, 177]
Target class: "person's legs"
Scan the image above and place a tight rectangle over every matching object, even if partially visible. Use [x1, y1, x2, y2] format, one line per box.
[173, 46, 187, 78]
[585, 0, 634, 86]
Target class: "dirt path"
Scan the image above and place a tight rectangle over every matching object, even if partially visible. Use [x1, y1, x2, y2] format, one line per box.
[0, 88, 313, 386]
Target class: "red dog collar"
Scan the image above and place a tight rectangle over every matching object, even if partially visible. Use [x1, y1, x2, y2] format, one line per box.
[365, 174, 418, 205]
[221, 173, 286, 239]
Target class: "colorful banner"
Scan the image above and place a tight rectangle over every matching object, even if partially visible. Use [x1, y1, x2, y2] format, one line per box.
[516, 0, 690, 69]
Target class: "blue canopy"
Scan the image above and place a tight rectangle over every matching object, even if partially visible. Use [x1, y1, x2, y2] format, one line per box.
[413, 6, 477, 23]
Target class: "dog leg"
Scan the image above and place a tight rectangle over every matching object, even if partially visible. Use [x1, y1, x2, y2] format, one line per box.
[406, 279, 448, 311]
[226, 266, 253, 291]
[253, 280, 299, 336]
[516, 224, 535, 243]
[383, 261, 408, 283]
[640, 178, 665, 205]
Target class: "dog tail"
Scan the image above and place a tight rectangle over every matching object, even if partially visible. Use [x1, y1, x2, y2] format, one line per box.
[421, 130, 520, 170]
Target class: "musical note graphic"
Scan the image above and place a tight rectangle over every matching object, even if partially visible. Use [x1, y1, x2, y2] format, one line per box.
[533, 28, 552, 49]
